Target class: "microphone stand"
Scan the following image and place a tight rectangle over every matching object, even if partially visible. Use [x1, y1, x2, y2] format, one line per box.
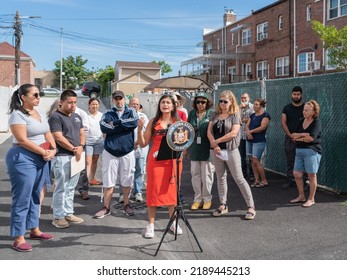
[154, 150, 203, 256]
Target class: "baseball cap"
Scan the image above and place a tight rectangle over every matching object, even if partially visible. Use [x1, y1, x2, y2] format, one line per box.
[194, 92, 208, 99]
[112, 90, 125, 99]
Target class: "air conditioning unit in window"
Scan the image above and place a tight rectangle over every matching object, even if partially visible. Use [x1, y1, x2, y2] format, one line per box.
[314, 60, 321, 70]
[310, 60, 321, 70]
[259, 33, 268, 40]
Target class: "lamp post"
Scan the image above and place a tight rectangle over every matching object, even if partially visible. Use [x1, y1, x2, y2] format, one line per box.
[14, 11, 41, 86]
[60, 28, 63, 92]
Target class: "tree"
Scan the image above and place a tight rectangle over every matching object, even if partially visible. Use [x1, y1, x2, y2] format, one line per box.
[95, 65, 115, 96]
[152, 60, 172, 75]
[312, 20, 347, 70]
[53, 55, 92, 89]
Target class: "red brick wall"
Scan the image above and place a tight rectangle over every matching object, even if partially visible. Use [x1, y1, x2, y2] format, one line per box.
[0, 58, 34, 87]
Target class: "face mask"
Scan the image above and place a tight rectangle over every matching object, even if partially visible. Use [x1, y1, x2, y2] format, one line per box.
[113, 104, 125, 111]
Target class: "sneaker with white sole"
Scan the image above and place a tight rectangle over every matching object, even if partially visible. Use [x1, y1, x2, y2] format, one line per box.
[94, 206, 111, 219]
[123, 204, 134, 216]
[144, 223, 154, 238]
[65, 215, 84, 224]
[170, 221, 183, 235]
[135, 193, 143, 202]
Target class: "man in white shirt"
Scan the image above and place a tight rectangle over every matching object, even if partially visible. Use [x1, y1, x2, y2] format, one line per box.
[129, 97, 149, 202]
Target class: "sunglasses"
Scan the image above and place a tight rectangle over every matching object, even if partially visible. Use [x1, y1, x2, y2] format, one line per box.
[195, 100, 207, 105]
[31, 93, 40, 98]
[219, 99, 229, 104]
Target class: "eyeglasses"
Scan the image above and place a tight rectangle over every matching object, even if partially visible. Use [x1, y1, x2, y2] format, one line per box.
[195, 100, 207, 105]
[31, 93, 40, 98]
[219, 99, 229, 104]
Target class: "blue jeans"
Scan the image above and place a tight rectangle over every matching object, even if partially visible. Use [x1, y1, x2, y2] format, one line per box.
[6, 147, 47, 237]
[239, 139, 254, 178]
[133, 156, 145, 195]
[51, 156, 80, 219]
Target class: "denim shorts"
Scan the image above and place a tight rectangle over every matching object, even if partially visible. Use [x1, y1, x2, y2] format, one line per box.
[86, 141, 104, 156]
[294, 148, 321, 174]
[246, 141, 266, 159]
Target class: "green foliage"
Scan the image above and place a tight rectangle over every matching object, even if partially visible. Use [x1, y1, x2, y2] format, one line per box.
[312, 20, 347, 70]
[95, 65, 115, 97]
[152, 60, 172, 75]
[53, 55, 92, 89]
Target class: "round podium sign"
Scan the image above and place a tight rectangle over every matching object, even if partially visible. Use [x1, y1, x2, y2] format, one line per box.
[166, 121, 195, 152]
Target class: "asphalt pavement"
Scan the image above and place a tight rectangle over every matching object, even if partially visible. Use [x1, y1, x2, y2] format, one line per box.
[0, 96, 346, 260]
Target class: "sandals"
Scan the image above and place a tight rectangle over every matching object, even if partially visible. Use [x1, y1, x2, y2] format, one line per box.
[302, 200, 315, 208]
[89, 179, 102, 185]
[212, 204, 228, 217]
[290, 197, 306, 204]
[245, 209, 256, 220]
[251, 182, 268, 188]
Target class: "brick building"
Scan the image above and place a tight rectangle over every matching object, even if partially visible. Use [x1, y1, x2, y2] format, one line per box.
[0, 42, 35, 87]
[182, 0, 347, 85]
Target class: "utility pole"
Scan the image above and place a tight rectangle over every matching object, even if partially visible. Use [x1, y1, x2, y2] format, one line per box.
[14, 11, 22, 86]
[13, 11, 41, 86]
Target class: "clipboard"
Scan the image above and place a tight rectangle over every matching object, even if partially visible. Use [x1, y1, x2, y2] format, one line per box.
[70, 151, 86, 177]
[156, 136, 180, 161]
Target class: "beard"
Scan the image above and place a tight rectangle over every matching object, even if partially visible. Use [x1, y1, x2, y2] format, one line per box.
[292, 96, 302, 104]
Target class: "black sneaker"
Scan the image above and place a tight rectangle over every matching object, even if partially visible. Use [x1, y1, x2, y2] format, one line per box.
[123, 204, 134, 216]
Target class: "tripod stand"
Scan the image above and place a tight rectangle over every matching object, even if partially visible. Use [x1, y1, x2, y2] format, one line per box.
[155, 150, 203, 256]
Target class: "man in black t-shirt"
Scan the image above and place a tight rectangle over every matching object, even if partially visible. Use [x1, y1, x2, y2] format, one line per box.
[281, 86, 304, 189]
[49, 90, 86, 229]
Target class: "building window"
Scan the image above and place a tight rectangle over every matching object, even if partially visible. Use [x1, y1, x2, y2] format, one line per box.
[329, 0, 347, 19]
[242, 63, 252, 79]
[298, 52, 314, 73]
[257, 22, 268, 41]
[276, 56, 290, 76]
[306, 5, 312, 21]
[228, 66, 236, 81]
[242, 29, 251, 46]
[257, 61, 268, 78]
[206, 42, 212, 54]
[278, 15, 283, 30]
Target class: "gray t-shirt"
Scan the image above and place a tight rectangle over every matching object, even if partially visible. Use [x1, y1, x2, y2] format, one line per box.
[9, 110, 49, 145]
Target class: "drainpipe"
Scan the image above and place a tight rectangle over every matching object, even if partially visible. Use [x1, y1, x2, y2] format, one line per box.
[293, 0, 297, 77]
[322, 0, 326, 69]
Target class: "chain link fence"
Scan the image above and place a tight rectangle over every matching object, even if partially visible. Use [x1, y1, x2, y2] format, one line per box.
[215, 72, 347, 193]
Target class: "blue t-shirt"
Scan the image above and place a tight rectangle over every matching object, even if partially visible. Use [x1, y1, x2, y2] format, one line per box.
[248, 111, 271, 143]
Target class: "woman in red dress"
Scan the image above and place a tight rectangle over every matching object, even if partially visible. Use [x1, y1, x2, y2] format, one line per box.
[137, 94, 182, 239]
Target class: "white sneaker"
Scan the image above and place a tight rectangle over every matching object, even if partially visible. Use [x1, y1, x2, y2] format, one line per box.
[144, 223, 154, 239]
[170, 221, 183, 235]
[119, 195, 124, 204]
[135, 193, 143, 202]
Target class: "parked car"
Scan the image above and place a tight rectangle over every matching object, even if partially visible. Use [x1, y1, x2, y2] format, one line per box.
[43, 88, 61, 96]
[81, 82, 101, 98]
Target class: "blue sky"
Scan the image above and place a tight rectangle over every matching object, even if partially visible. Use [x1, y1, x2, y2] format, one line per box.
[0, 0, 275, 77]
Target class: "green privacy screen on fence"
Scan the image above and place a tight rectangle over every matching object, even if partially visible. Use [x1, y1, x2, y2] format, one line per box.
[214, 72, 347, 193]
